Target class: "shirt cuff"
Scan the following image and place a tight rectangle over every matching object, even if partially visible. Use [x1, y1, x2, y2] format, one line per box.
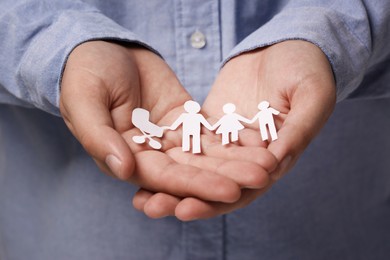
[223, 6, 370, 102]
[19, 10, 159, 116]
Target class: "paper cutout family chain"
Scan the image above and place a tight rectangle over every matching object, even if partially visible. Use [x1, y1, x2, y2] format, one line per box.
[132, 100, 280, 154]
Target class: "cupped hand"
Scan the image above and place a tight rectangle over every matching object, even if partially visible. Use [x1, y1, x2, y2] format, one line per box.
[205, 40, 336, 173]
[135, 40, 336, 220]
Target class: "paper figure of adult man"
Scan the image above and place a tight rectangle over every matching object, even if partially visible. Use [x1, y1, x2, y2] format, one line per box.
[165, 100, 213, 154]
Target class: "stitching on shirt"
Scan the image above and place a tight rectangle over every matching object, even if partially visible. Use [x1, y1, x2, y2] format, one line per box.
[177, 0, 185, 88]
[216, 0, 223, 63]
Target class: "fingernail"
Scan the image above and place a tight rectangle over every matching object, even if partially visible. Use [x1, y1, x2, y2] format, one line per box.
[105, 154, 122, 178]
[271, 155, 292, 181]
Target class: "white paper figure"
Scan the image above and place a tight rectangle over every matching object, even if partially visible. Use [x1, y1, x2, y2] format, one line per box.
[131, 108, 164, 149]
[212, 103, 252, 145]
[166, 100, 213, 154]
[250, 101, 280, 141]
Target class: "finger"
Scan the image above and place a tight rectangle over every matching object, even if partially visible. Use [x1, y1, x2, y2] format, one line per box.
[129, 150, 241, 203]
[238, 128, 268, 147]
[166, 147, 270, 189]
[132, 189, 154, 211]
[132, 189, 183, 219]
[201, 134, 278, 173]
[268, 77, 336, 180]
[175, 187, 272, 221]
[143, 192, 181, 219]
[94, 159, 118, 178]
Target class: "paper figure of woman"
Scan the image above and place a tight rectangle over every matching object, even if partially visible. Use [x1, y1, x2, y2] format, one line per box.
[212, 103, 251, 145]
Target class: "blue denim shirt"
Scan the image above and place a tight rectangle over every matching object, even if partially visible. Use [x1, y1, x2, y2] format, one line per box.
[1, 1, 390, 259]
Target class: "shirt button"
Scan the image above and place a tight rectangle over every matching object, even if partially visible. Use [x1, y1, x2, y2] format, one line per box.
[190, 30, 206, 49]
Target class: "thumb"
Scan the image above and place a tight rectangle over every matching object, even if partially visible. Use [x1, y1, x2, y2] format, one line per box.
[268, 78, 336, 180]
[60, 83, 135, 181]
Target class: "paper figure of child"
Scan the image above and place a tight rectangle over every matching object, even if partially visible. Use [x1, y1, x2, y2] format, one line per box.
[250, 101, 280, 141]
[212, 103, 252, 145]
[166, 100, 213, 154]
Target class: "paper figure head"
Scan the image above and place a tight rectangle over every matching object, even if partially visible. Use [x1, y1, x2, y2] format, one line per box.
[184, 100, 201, 114]
[223, 103, 236, 114]
[258, 101, 270, 110]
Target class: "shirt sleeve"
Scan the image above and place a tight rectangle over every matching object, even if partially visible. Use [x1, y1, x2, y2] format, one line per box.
[223, 0, 390, 102]
[0, 0, 158, 116]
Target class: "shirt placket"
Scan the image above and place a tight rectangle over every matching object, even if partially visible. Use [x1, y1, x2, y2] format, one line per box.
[174, 0, 222, 104]
[173, 0, 225, 260]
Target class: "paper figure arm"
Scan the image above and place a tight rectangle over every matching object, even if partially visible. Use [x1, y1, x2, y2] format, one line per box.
[248, 113, 260, 124]
[270, 108, 280, 115]
[211, 119, 223, 131]
[166, 114, 184, 130]
[236, 114, 252, 124]
[200, 116, 214, 131]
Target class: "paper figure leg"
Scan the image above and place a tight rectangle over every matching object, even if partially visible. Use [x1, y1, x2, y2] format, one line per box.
[192, 134, 201, 154]
[182, 135, 190, 152]
[268, 123, 278, 141]
[222, 133, 229, 145]
[231, 131, 239, 142]
[259, 123, 269, 141]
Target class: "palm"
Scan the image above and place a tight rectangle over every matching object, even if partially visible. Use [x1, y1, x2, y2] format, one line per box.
[204, 40, 336, 161]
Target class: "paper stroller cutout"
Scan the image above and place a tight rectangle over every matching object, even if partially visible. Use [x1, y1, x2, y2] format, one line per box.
[131, 100, 280, 152]
[131, 108, 164, 149]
